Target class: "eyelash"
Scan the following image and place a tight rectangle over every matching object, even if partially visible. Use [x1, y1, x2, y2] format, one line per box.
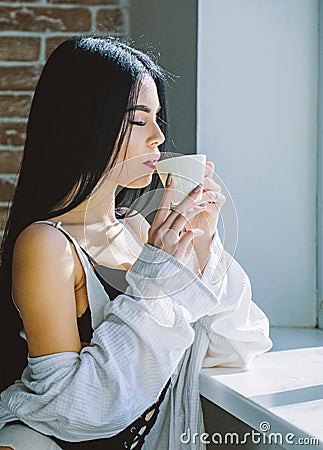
[129, 120, 146, 127]
[129, 115, 164, 127]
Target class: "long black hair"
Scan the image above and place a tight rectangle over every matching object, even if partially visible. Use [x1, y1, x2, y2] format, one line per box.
[0, 35, 169, 391]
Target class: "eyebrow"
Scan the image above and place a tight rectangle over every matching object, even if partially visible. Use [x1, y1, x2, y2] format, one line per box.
[126, 104, 161, 113]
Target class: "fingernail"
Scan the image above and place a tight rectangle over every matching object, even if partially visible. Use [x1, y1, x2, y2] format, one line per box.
[198, 202, 207, 208]
[166, 173, 172, 186]
[192, 228, 205, 237]
[193, 183, 202, 193]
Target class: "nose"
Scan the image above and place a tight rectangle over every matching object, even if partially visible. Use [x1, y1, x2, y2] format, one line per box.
[148, 122, 165, 147]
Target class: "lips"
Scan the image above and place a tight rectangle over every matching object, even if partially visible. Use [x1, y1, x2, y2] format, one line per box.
[143, 161, 157, 169]
[143, 156, 160, 169]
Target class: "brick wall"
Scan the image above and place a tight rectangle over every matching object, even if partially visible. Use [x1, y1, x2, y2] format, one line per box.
[0, 0, 129, 240]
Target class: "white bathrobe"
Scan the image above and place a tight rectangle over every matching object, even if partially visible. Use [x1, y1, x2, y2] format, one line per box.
[0, 223, 272, 449]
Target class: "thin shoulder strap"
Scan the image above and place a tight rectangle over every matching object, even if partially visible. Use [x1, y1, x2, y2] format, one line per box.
[33, 220, 75, 245]
[32, 220, 97, 266]
[31, 220, 109, 330]
[32, 218, 142, 262]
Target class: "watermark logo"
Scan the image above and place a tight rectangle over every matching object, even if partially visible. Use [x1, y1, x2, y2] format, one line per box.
[259, 421, 270, 432]
[180, 422, 321, 446]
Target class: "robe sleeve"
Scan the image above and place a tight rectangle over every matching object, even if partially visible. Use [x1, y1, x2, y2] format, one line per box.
[197, 231, 273, 369]
[0, 243, 227, 441]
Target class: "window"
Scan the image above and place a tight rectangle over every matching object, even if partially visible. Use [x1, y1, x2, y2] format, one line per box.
[197, 0, 319, 327]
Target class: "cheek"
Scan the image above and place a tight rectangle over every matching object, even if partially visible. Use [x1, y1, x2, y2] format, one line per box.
[125, 130, 143, 158]
[113, 138, 133, 166]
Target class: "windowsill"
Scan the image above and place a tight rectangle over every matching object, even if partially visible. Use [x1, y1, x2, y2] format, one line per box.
[199, 326, 323, 449]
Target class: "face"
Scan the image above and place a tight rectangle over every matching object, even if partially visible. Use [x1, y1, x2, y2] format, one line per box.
[109, 75, 165, 188]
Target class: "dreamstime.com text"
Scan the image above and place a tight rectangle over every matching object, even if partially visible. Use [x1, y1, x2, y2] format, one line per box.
[180, 422, 320, 446]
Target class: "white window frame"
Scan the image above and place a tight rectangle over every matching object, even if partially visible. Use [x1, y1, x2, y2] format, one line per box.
[318, 0, 323, 329]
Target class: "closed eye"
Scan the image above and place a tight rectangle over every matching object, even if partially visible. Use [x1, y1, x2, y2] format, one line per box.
[129, 120, 146, 126]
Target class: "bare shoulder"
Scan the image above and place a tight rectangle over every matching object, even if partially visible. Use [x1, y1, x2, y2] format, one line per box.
[14, 222, 75, 264]
[123, 210, 150, 245]
[12, 223, 82, 356]
[13, 223, 77, 297]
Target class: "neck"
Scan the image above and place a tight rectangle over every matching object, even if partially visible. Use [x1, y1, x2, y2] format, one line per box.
[50, 178, 120, 227]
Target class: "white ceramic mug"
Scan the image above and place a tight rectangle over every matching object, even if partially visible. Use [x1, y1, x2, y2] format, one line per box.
[155, 154, 206, 204]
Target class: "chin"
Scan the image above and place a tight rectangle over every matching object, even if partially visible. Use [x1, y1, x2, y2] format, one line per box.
[125, 173, 153, 189]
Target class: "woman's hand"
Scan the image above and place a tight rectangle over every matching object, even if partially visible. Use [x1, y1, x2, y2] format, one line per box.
[186, 161, 226, 239]
[147, 174, 207, 264]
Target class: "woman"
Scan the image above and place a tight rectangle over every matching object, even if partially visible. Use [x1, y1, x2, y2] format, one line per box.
[0, 35, 272, 449]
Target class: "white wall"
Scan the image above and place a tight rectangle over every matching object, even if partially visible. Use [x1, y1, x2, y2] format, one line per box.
[198, 0, 318, 326]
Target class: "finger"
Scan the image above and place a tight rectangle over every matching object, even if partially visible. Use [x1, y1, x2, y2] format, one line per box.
[160, 183, 203, 232]
[153, 172, 175, 226]
[204, 161, 215, 179]
[174, 229, 195, 260]
[200, 191, 219, 203]
[203, 177, 221, 192]
[199, 191, 227, 205]
[170, 203, 207, 235]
